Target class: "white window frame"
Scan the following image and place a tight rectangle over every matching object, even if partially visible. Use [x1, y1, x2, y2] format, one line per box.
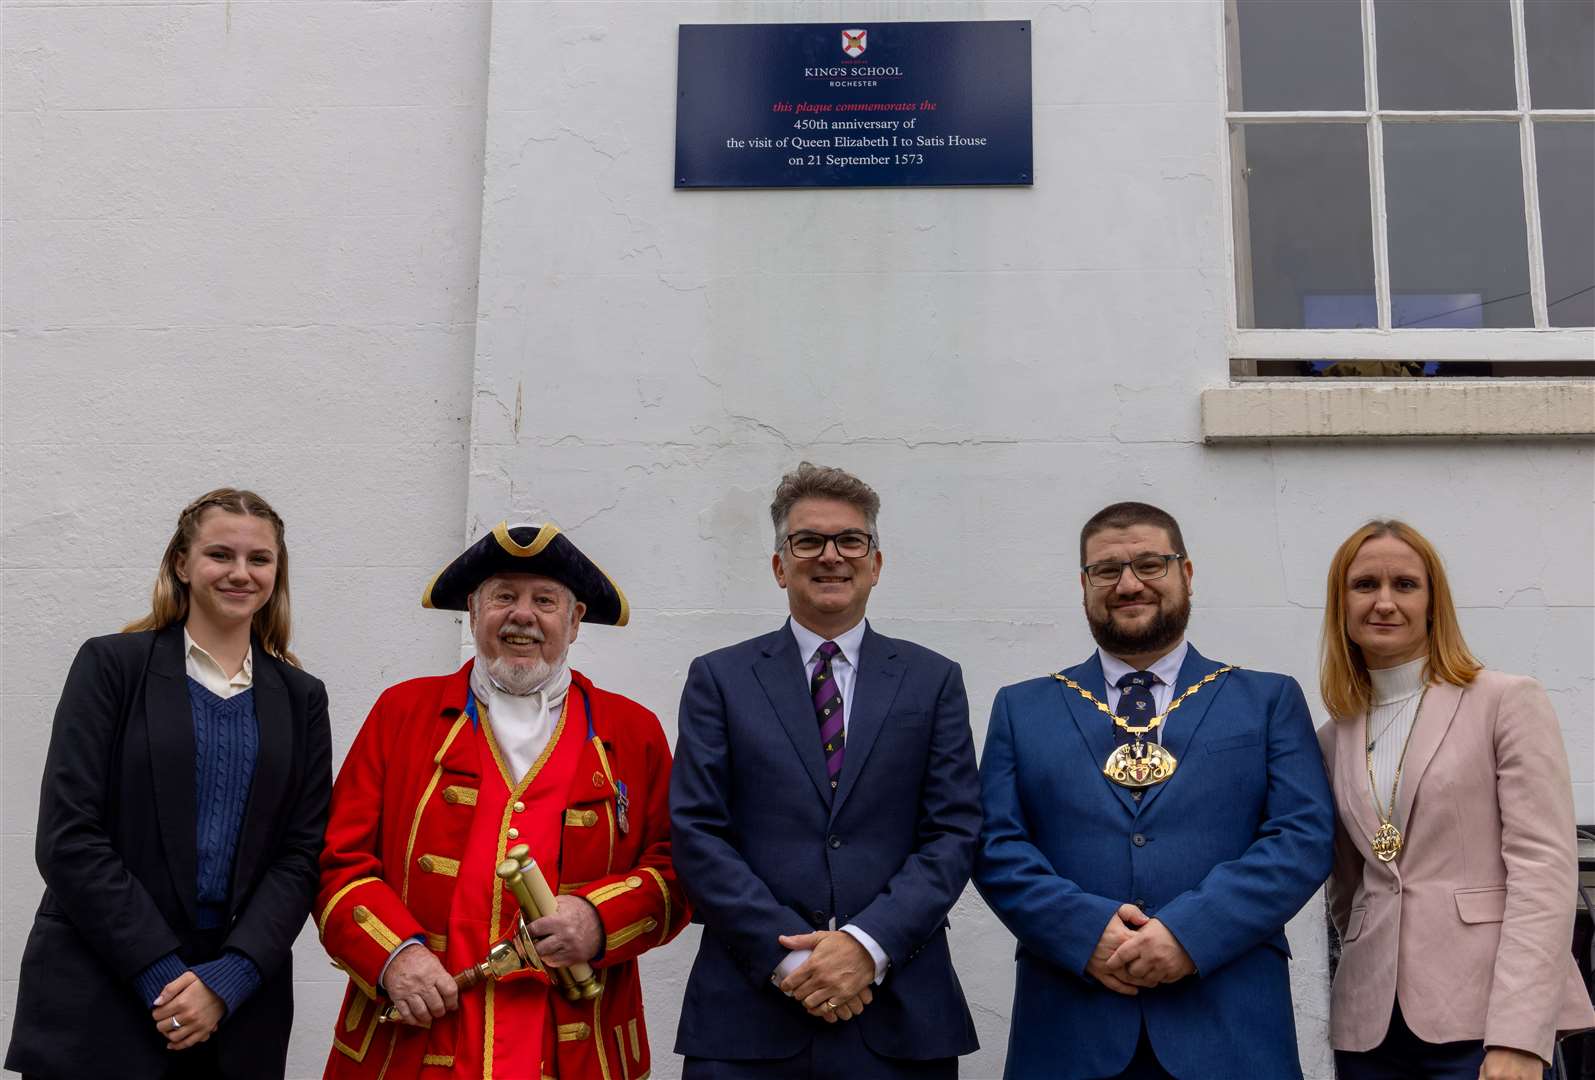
[1220, 0, 1595, 367]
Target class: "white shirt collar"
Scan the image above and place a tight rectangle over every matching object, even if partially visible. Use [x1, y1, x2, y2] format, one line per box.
[1098, 639, 1189, 692]
[183, 627, 253, 689]
[789, 616, 867, 670]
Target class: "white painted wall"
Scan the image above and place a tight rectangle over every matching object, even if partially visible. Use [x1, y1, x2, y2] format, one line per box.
[471, 4, 1592, 1079]
[1, 3, 489, 1076]
[3, 2, 1590, 1079]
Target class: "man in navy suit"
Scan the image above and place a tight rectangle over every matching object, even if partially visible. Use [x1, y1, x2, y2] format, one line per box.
[975, 502, 1333, 1079]
[671, 462, 981, 1079]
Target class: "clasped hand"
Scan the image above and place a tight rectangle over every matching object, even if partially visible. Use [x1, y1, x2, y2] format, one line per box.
[1088, 904, 1195, 995]
[777, 931, 875, 1023]
[150, 971, 225, 1050]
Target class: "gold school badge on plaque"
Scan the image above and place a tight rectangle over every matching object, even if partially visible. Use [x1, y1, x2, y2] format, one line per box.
[1053, 666, 1235, 790]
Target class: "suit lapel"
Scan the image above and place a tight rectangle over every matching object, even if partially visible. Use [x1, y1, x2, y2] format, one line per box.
[1138, 646, 1227, 814]
[1336, 712, 1388, 867]
[753, 628, 832, 805]
[1394, 679, 1463, 830]
[229, 641, 292, 909]
[145, 625, 200, 925]
[1057, 655, 1139, 816]
[830, 627, 904, 819]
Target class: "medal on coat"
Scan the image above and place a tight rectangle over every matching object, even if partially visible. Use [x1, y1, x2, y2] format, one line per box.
[1052, 666, 1235, 789]
[615, 779, 630, 835]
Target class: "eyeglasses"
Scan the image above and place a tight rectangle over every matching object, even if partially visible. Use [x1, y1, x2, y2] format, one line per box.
[783, 531, 876, 559]
[1082, 553, 1185, 588]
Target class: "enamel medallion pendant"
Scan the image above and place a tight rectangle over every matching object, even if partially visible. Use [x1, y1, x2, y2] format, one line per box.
[1103, 740, 1178, 788]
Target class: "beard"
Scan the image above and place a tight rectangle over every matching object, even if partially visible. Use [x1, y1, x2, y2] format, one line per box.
[482, 653, 559, 695]
[1087, 589, 1191, 659]
[480, 619, 565, 695]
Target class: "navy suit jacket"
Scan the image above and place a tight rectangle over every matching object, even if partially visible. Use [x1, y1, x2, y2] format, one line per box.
[974, 647, 1333, 1080]
[670, 622, 981, 1062]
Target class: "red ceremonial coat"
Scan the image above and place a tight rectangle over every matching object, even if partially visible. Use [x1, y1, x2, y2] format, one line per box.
[317, 663, 688, 1080]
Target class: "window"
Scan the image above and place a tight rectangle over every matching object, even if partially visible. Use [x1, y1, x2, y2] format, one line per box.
[1224, 0, 1593, 377]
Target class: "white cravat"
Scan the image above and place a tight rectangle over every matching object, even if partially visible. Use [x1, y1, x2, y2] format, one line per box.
[470, 660, 570, 784]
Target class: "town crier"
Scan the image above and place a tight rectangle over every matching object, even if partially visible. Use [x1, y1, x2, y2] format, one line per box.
[317, 521, 687, 1080]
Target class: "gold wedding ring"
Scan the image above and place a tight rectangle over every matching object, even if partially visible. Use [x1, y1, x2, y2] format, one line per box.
[823, 1000, 836, 1011]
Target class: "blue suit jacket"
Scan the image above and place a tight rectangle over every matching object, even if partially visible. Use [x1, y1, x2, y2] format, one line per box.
[974, 647, 1333, 1080]
[670, 622, 981, 1063]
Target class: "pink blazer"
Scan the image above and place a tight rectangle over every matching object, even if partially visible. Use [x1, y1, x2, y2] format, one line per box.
[1318, 670, 1594, 1062]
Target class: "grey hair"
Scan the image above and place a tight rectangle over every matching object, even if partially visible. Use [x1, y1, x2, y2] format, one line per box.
[769, 462, 882, 551]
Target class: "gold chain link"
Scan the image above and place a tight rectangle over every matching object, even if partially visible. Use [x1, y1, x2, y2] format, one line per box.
[1052, 666, 1236, 736]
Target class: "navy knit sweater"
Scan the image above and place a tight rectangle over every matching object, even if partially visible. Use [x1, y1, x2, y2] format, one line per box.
[133, 680, 262, 1016]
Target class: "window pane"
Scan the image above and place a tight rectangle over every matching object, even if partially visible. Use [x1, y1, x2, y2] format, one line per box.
[1384, 123, 1532, 328]
[1535, 122, 1595, 327]
[1525, 0, 1595, 108]
[1232, 0, 1364, 111]
[1375, 0, 1516, 110]
[1234, 123, 1375, 328]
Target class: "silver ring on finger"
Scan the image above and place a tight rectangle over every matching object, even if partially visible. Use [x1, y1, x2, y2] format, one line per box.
[170, 1017, 182, 1031]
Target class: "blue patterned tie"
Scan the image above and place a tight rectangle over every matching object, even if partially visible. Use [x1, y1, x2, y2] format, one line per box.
[1114, 670, 1159, 745]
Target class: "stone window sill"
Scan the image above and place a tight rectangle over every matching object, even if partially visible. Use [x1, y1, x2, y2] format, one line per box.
[1200, 380, 1595, 442]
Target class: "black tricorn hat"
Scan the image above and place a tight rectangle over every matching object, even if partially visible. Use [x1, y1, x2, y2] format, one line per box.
[421, 522, 629, 626]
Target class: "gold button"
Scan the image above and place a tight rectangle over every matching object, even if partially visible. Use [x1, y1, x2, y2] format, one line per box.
[513, 801, 526, 813]
[644, 918, 657, 931]
[582, 810, 599, 827]
[507, 827, 520, 840]
[626, 876, 642, 888]
[592, 771, 605, 787]
[443, 789, 456, 803]
[418, 855, 434, 871]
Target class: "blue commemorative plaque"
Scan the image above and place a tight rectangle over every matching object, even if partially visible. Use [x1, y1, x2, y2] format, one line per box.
[675, 21, 1032, 188]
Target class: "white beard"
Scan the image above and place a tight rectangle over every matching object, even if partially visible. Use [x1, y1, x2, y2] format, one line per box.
[482, 653, 560, 696]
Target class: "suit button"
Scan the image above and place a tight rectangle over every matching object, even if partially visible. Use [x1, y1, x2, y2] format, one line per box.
[1135, 898, 1147, 909]
[828, 835, 842, 849]
[507, 827, 520, 840]
[812, 910, 826, 924]
[1133, 834, 1147, 847]
[513, 801, 525, 813]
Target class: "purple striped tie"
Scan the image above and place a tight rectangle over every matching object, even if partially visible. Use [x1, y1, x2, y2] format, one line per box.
[811, 641, 845, 789]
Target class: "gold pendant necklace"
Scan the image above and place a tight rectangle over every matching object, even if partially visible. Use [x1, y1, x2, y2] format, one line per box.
[1365, 687, 1426, 863]
[1052, 666, 1236, 788]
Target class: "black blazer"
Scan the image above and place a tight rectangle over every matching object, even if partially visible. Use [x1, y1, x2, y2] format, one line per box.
[5, 625, 332, 1080]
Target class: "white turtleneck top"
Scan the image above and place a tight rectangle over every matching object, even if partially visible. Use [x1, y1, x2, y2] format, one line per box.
[470, 660, 571, 784]
[1365, 656, 1428, 829]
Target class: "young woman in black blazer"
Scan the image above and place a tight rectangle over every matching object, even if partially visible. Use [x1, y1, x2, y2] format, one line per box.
[5, 488, 332, 1080]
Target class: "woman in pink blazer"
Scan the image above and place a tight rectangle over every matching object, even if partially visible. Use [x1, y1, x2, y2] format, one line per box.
[1317, 520, 1592, 1080]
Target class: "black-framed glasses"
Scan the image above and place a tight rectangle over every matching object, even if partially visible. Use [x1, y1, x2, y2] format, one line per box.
[784, 530, 876, 559]
[1082, 553, 1185, 588]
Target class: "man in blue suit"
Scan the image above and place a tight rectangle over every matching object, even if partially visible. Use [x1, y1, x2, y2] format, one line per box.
[671, 462, 981, 1079]
[975, 502, 1333, 1079]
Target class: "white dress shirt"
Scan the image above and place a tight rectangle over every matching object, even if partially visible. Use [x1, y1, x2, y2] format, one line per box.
[184, 629, 253, 698]
[774, 616, 888, 988]
[1098, 639, 1189, 720]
